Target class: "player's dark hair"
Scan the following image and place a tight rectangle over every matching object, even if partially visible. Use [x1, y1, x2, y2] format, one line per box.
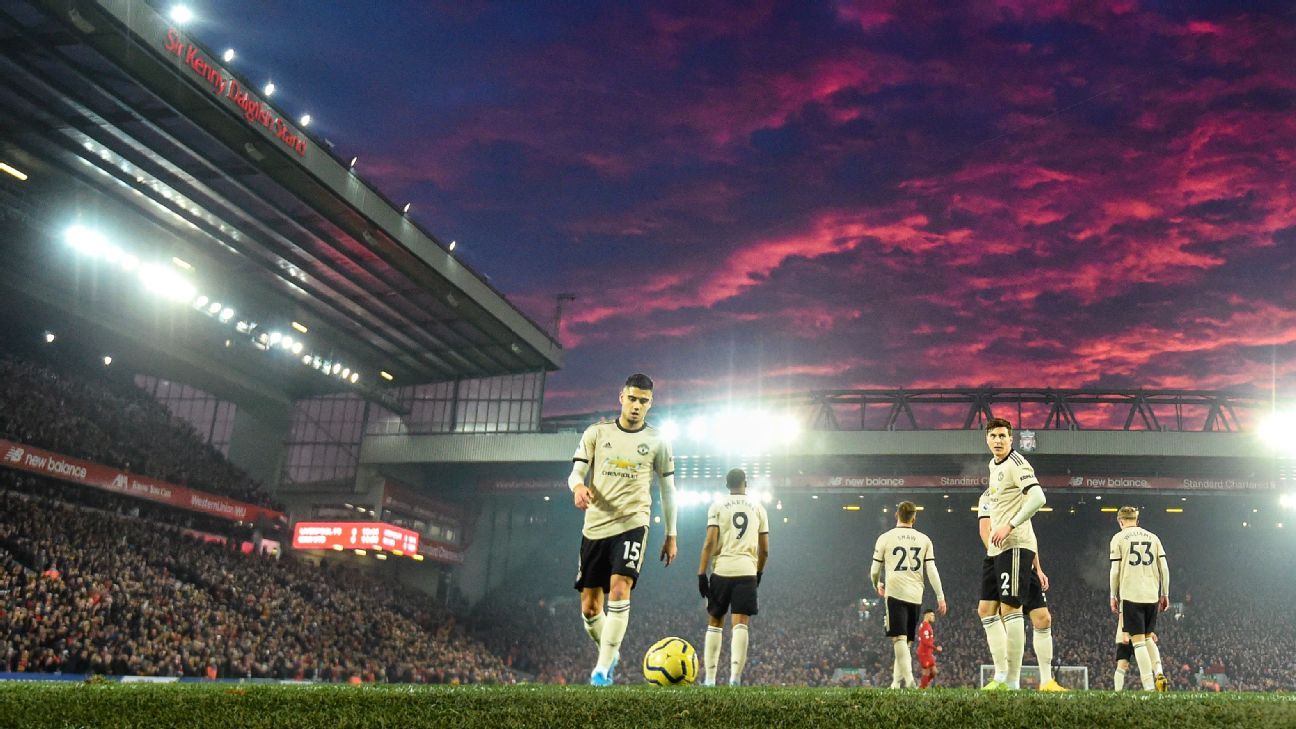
[985, 417, 1013, 432]
[624, 373, 654, 391]
[923, 608, 935, 616]
[726, 468, 746, 491]
[897, 501, 918, 523]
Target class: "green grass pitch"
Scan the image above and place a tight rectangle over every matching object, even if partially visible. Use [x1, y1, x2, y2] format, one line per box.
[0, 683, 1291, 729]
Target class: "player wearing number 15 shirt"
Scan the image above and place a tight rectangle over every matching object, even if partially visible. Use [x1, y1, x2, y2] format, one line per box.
[568, 374, 677, 686]
[871, 501, 946, 688]
[697, 468, 769, 686]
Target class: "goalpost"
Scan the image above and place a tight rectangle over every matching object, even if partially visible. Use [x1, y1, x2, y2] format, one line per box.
[979, 665, 1089, 690]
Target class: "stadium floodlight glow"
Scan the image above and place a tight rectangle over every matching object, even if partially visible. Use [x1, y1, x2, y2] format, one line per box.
[263, 81, 276, 97]
[44, 331, 55, 343]
[301, 354, 312, 365]
[341, 367, 351, 379]
[218, 307, 235, 322]
[1281, 494, 1294, 509]
[375, 553, 387, 560]
[349, 372, 359, 383]
[402, 202, 411, 214]
[348, 156, 358, 169]
[331, 544, 343, 551]
[121, 254, 139, 271]
[449, 240, 457, 252]
[222, 48, 235, 63]
[380, 370, 393, 381]
[207, 302, 222, 315]
[171, 256, 193, 271]
[659, 419, 680, 442]
[291, 321, 308, 334]
[281, 336, 294, 350]
[102, 355, 112, 366]
[299, 114, 312, 127]
[687, 417, 707, 441]
[1258, 411, 1296, 454]
[168, 5, 193, 25]
[331, 363, 342, 375]
[65, 225, 108, 256]
[0, 162, 28, 181]
[193, 295, 209, 309]
[137, 262, 196, 303]
[412, 554, 424, 561]
[291, 341, 304, 355]
[268, 331, 283, 346]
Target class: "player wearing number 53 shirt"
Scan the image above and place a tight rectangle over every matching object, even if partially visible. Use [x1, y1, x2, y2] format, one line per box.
[871, 501, 946, 689]
[697, 468, 769, 686]
[1109, 506, 1170, 691]
[569, 373, 677, 686]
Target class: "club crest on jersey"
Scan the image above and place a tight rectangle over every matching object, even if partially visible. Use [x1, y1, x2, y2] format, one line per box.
[637, 443, 649, 455]
[603, 442, 612, 448]
[1018, 430, 1037, 452]
[998, 471, 1005, 481]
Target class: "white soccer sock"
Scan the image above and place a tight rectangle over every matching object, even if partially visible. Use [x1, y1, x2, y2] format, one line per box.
[730, 624, 749, 685]
[596, 600, 629, 672]
[1004, 612, 1025, 688]
[1113, 667, 1126, 691]
[1132, 640, 1154, 690]
[1146, 639, 1163, 675]
[898, 641, 915, 687]
[1034, 627, 1054, 684]
[703, 626, 723, 685]
[583, 613, 604, 646]
[981, 615, 1008, 682]
[891, 640, 906, 688]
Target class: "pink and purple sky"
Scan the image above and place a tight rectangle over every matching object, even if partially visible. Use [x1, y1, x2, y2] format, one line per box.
[198, 1, 1296, 415]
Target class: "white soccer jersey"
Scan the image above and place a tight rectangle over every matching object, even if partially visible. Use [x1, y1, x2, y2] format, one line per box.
[572, 420, 674, 540]
[985, 450, 1040, 557]
[871, 526, 944, 605]
[706, 494, 768, 577]
[1109, 526, 1168, 604]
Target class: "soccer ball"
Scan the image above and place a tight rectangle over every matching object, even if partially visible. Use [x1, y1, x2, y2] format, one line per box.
[642, 636, 699, 686]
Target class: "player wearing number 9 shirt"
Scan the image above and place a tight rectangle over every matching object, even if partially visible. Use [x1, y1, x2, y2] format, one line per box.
[569, 374, 677, 686]
[871, 501, 946, 688]
[696, 468, 769, 686]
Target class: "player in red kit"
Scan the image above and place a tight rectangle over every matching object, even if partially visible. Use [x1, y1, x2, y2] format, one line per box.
[917, 608, 941, 688]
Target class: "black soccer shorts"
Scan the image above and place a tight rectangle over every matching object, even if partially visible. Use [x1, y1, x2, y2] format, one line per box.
[573, 526, 649, 592]
[884, 597, 920, 642]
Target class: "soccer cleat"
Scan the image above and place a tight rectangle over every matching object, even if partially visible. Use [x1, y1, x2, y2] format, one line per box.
[981, 680, 1009, 691]
[729, 678, 741, 687]
[1039, 679, 1069, 692]
[589, 667, 613, 686]
[1155, 673, 1169, 692]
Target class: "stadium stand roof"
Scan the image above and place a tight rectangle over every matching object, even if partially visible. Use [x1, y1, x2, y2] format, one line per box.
[0, 0, 561, 409]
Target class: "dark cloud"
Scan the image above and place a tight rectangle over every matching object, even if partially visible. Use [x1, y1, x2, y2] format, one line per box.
[198, 0, 1296, 416]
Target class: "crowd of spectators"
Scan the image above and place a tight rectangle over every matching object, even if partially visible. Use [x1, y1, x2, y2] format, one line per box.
[470, 500, 1296, 691]
[0, 356, 277, 509]
[0, 473, 511, 683]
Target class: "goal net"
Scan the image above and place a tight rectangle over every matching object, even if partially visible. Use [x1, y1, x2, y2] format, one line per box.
[978, 664, 1089, 690]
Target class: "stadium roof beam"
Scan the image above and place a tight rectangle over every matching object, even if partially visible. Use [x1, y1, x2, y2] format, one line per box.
[543, 389, 1277, 433]
[0, 0, 560, 395]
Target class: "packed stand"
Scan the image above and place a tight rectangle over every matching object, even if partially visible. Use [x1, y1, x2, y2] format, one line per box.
[0, 356, 278, 509]
[470, 500, 1296, 690]
[0, 474, 511, 683]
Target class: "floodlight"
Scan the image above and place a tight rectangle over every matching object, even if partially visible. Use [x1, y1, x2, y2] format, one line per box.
[222, 48, 235, 63]
[169, 5, 193, 24]
[263, 81, 276, 97]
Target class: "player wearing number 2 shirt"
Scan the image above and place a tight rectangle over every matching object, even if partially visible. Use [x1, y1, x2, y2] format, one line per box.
[871, 501, 946, 688]
[568, 374, 677, 686]
[697, 468, 769, 686]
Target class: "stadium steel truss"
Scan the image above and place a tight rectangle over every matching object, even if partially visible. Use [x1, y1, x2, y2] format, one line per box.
[542, 388, 1270, 433]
